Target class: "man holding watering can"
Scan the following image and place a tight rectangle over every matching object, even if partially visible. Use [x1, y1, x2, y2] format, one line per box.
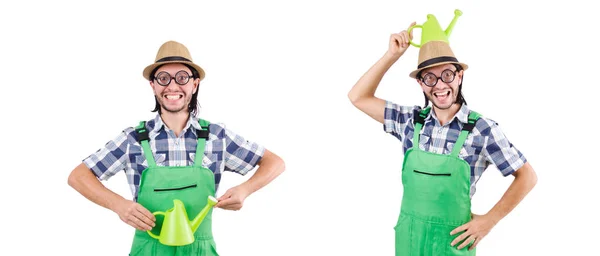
[347, 10, 537, 255]
[68, 40, 285, 255]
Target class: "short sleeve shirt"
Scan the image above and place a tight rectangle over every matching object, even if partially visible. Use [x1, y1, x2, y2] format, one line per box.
[83, 114, 265, 200]
[383, 101, 527, 197]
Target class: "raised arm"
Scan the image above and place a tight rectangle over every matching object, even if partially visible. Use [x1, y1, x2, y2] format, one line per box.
[348, 22, 415, 124]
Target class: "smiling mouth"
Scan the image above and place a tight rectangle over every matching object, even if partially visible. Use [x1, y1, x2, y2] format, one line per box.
[433, 90, 451, 99]
[164, 94, 183, 100]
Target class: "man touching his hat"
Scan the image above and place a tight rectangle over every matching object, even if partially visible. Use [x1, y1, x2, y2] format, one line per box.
[348, 22, 537, 255]
[68, 40, 285, 255]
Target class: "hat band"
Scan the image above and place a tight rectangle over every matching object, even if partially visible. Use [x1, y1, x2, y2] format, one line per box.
[156, 56, 192, 63]
[418, 56, 458, 69]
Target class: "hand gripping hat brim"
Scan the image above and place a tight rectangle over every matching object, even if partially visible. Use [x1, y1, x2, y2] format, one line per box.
[142, 41, 206, 81]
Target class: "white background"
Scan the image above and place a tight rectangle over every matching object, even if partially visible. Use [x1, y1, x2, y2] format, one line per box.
[1, 0, 598, 255]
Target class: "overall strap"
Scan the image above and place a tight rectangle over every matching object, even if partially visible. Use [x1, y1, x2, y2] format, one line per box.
[135, 121, 157, 167]
[451, 111, 481, 157]
[412, 107, 431, 149]
[193, 119, 210, 167]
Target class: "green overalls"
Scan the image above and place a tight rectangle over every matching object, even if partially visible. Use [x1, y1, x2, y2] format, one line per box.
[395, 107, 480, 256]
[129, 119, 219, 256]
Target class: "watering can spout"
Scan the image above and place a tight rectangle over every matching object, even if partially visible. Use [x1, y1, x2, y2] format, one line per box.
[190, 196, 218, 233]
[444, 9, 463, 39]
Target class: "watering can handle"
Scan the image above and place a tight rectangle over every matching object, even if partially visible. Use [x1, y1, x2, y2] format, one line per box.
[407, 25, 422, 48]
[147, 211, 166, 239]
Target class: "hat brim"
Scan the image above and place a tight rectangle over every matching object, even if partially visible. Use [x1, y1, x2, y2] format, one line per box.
[143, 61, 206, 81]
[409, 61, 468, 79]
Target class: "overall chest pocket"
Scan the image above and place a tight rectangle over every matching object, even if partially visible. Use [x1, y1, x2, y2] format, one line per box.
[153, 183, 198, 192]
[413, 169, 452, 176]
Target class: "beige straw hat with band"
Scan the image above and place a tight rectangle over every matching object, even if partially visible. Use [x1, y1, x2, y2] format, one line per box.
[409, 41, 468, 79]
[143, 41, 206, 81]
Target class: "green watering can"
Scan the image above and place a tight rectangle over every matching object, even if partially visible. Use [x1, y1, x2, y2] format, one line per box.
[147, 196, 218, 246]
[408, 9, 463, 48]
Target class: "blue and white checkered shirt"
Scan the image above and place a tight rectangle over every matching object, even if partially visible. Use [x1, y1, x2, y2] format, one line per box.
[83, 114, 265, 201]
[384, 101, 527, 197]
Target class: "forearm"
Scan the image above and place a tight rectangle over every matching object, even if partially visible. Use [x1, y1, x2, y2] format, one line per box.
[240, 149, 285, 195]
[485, 162, 537, 223]
[348, 52, 400, 103]
[67, 163, 125, 212]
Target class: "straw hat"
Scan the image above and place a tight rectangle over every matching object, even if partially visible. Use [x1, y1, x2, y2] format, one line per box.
[409, 41, 468, 79]
[142, 41, 206, 81]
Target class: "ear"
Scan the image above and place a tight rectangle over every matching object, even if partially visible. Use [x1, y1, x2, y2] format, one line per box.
[456, 70, 464, 84]
[150, 80, 158, 91]
[416, 78, 427, 91]
[193, 78, 200, 94]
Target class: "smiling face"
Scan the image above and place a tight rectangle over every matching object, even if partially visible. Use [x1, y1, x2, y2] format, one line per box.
[417, 63, 463, 110]
[150, 63, 199, 114]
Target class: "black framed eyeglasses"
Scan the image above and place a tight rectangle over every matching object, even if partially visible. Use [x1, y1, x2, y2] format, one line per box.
[154, 70, 194, 86]
[420, 69, 457, 87]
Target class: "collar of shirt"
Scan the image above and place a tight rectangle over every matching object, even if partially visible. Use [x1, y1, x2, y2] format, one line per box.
[425, 104, 470, 126]
[149, 113, 203, 138]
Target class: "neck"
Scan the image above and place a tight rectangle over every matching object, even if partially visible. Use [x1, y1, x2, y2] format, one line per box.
[160, 110, 190, 137]
[432, 103, 461, 126]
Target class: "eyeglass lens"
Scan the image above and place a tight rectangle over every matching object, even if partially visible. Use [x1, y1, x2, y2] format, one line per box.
[155, 70, 192, 86]
[422, 69, 456, 87]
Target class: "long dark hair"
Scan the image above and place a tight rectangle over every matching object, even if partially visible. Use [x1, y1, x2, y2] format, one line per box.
[417, 63, 467, 108]
[149, 63, 200, 116]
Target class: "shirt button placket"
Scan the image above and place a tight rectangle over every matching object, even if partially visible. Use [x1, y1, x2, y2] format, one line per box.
[174, 138, 181, 166]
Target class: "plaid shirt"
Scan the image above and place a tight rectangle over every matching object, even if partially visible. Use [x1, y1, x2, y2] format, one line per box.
[83, 114, 265, 201]
[384, 101, 527, 197]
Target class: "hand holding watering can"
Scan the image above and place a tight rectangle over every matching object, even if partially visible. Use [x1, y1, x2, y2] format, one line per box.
[387, 22, 417, 58]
